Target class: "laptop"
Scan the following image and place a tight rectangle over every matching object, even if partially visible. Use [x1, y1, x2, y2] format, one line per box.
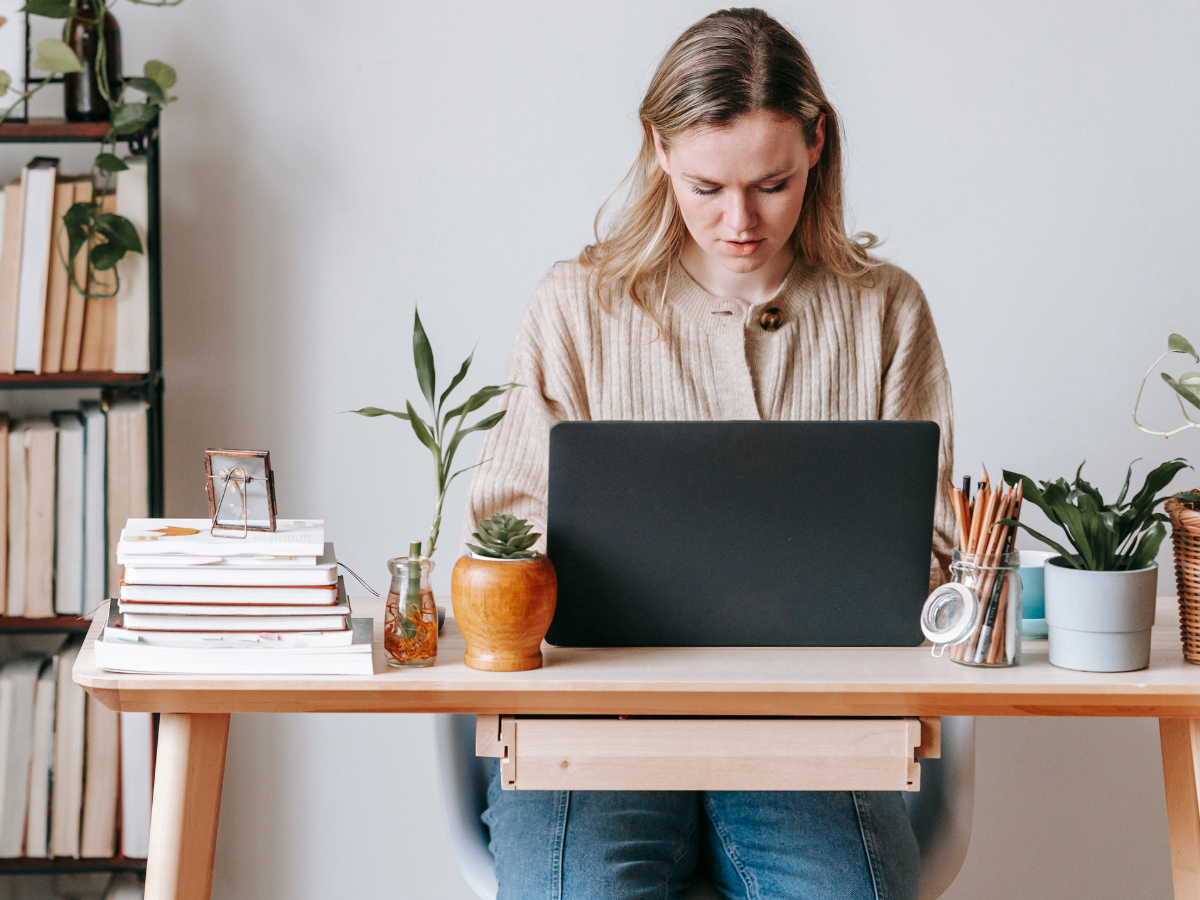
[545, 421, 939, 648]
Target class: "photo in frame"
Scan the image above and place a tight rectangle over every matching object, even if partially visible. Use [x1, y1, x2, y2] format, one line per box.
[204, 449, 278, 534]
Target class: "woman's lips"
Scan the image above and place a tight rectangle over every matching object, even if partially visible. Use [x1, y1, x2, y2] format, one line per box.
[721, 239, 764, 256]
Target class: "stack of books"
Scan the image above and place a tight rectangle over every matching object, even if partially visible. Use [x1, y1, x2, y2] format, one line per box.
[93, 519, 373, 675]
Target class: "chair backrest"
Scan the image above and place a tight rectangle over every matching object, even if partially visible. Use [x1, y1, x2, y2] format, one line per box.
[434, 714, 975, 900]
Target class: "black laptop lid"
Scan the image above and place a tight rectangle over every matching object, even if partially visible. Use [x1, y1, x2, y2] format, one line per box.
[545, 421, 939, 648]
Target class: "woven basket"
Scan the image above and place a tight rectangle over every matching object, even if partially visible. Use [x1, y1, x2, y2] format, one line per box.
[1167, 496, 1200, 663]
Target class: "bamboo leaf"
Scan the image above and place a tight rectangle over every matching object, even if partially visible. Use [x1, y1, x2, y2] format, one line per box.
[412, 309, 436, 411]
[438, 349, 474, 416]
[1170, 333, 1199, 361]
[347, 406, 409, 420]
[446, 410, 505, 463]
[405, 400, 439, 454]
[443, 383, 520, 422]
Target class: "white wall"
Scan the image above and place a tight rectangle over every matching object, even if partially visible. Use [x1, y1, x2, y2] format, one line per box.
[2, 1, 1195, 896]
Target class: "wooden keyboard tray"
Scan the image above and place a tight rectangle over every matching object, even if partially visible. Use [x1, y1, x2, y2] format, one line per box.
[476, 716, 940, 792]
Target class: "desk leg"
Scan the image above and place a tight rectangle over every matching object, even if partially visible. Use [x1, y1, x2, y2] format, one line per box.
[1161, 718, 1200, 898]
[145, 713, 231, 900]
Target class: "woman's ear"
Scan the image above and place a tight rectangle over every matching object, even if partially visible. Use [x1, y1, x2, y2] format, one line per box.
[807, 114, 826, 170]
[652, 126, 671, 175]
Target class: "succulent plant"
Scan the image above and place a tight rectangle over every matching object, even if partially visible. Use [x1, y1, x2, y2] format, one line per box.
[468, 513, 540, 560]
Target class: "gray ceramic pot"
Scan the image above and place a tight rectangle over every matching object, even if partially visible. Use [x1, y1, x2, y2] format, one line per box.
[1043, 558, 1157, 672]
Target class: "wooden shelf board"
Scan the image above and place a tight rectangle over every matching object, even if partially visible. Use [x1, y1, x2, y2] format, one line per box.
[0, 371, 148, 388]
[0, 118, 112, 141]
[0, 855, 145, 873]
[0, 615, 92, 633]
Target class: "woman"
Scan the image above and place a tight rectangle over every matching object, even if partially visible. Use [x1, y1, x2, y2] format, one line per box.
[464, 8, 954, 900]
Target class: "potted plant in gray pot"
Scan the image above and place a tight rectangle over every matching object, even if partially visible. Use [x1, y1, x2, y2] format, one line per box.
[1001, 460, 1189, 672]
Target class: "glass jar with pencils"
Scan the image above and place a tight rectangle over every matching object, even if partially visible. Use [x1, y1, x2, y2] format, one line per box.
[945, 549, 1022, 667]
[383, 541, 438, 667]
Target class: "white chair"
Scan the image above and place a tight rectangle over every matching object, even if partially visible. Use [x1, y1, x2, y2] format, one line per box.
[434, 714, 974, 900]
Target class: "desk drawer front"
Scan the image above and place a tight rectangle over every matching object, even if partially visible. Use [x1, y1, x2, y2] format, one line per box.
[477, 716, 934, 792]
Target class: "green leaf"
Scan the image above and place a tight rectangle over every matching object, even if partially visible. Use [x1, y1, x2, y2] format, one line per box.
[143, 60, 177, 90]
[412, 309, 436, 411]
[445, 409, 506, 465]
[93, 153, 128, 173]
[997, 519, 1083, 569]
[1164, 372, 1200, 412]
[1125, 521, 1166, 571]
[89, 241, 124, 271]
[1170, 333, 1199, 361]
[443, 383, 520, 422]
[65, 220, 87, 265]
[438, 349, 474, 415]
[32, 38, 83, 73]
[405, 400, 439, 455]
[94, 213, 142, 254]
[109, 102, 157, 136]
[0, 72, 11, 96]
[63, 201, 97, 228]
[123, 76, 165, 104]
[22, 0, 72, 18]
[347, 406, 409, 420]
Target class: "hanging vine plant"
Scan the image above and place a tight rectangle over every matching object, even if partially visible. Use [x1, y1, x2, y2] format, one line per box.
[0, 0, 180, 299]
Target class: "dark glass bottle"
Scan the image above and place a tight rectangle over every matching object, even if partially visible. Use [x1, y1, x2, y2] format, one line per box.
[64, 0, 122, 122]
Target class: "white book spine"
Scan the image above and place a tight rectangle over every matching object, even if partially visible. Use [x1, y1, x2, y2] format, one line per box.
[5, 426, 26, 616]
[82, 403, 107, 611]
[54, 416, 86, 614]
[113, 159, 149, 373]
[118, 712, 152, 858]
[13, 163, 57, 373]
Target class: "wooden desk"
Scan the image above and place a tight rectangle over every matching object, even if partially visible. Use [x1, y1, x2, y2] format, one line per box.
[74, 597, 1200, 900]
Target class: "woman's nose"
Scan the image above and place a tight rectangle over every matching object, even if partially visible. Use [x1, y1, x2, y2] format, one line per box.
[724, 192, 755, 234]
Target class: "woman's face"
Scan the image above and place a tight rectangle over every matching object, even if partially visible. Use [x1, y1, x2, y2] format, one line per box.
[654, 111, 824, 275]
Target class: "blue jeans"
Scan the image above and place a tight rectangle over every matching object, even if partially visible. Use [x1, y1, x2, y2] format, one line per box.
[483, 761, 918, 900]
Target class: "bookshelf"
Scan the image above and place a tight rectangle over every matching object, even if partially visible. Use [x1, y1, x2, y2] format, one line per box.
[0, 117, 163, 875]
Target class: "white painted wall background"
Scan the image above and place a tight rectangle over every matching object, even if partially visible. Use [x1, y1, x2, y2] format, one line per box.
[0, 1, 1195, 896]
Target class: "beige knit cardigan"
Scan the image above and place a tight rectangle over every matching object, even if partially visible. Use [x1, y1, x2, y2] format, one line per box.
[463, 258, 955, 588]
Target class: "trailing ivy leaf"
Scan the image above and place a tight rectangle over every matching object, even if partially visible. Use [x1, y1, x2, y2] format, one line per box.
[0, 72, 10, 96]
[123, 76, 165, 104]
[1163, 372, 1200, 411]
[144, 60, 176, 91]
[94, 153, 128, 173]
[95, 212, 142, 254]
[22, 0, 72, 18]
[89, 241, 125, 271]
[347, 407, 409, 420]
[33, 38, 82, 73]
[1169, 333, 1199, 361]
[412, 309, 436, 411]
[109, 101, 157, 136]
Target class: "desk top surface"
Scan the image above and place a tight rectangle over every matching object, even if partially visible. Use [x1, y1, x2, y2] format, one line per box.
[73, 597, 1200, 717]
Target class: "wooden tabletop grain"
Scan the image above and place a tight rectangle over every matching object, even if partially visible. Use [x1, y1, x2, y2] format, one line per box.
[73, 597, 1200, 717]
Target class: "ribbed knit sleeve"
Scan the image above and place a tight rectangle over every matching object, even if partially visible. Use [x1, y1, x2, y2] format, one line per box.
[462, 265, 589, 552]
[878, 268, 956, 588]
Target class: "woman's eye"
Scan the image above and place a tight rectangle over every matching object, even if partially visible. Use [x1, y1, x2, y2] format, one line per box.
[758, 180, 788, 194]
[690, 185, 720, 196]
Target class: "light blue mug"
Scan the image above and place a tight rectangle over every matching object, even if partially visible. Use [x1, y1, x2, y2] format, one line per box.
[1018, 550, 1056, 637]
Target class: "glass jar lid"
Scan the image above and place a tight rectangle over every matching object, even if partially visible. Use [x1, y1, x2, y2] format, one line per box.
[920, 583, 980, 655]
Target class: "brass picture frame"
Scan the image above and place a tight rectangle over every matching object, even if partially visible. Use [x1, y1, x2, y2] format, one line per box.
[204, 449, 278, 535]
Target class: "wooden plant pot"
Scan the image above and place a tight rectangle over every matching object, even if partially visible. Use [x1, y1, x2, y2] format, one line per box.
[450, 553, 557, 671]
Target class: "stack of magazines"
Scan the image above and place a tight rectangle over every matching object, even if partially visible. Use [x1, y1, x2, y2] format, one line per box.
[93, 519, 373, 675]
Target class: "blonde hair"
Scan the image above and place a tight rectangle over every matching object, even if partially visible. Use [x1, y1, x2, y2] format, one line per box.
[580, 7, 882, 318]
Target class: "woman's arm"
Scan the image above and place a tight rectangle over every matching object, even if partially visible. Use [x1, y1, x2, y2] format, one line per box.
[878, 270, 956, 589]
[461, 266, 591, 553]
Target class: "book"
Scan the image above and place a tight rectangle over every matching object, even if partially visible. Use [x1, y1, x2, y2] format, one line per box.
[50, 638, 85, 859]
[6, 423, 27, 616]
[121, 543, 337, 586]
[40, 177, 75, 373]
[24, 418, 57, 618]
[106, 871, 145, 900]
[60, 179, 91, 372]
[0, 655, 43, 856]
[79, 691, 118, 857]
[0, 414, 7, 614]
[0, 181, 23, 372]
[81, 401, 107, 612]
[119, 583, 340, 605]
[118, 599, 351, 616]
[13, 157, 60, 372]
[113, 158, 149, 373]
[119, 711, 153, 859]
[120, 612, 350, 632]
[95, 615, 374, 675]
[24, 656, 57, 857]
[106, 399, 149, 597]
[103, 623, 356, 648]
[119, 554, 320, 568]
[98, 189, 118, 370]
[78, 188, 118, 371]
[118, 518, 325, 558]
[54, 411, 86, 614]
